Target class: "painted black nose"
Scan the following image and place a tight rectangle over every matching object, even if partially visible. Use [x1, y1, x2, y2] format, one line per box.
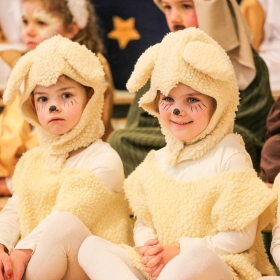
[49, 105, 57, 112]
[173, 108, 180, 115]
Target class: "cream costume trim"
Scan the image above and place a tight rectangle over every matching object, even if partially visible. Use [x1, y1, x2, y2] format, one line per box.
[127, 28, 241, 166]
[3, 35, 105, 172]
[153, 0, 256, 90]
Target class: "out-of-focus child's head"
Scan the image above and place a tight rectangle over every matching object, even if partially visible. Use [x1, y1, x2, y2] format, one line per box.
[21, 0, 103, 53]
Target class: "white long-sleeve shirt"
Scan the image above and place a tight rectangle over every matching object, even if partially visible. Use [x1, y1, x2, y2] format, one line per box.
[133, 134, 258, 255]
[0, 139, 124, 253]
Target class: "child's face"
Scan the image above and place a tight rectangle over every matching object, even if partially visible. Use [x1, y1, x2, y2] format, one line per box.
[22, 1, 71, 50]
[33, 76, 92, 135]
[161, 0, 198, 32]
[159, 83, 215, 141]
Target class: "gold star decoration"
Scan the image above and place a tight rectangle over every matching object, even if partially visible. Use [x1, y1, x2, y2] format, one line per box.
[108, 16, 141, 49]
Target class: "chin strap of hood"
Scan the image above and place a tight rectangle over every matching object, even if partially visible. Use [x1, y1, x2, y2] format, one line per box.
[126, 28, 242, 166]
[3, 35, 105, 172]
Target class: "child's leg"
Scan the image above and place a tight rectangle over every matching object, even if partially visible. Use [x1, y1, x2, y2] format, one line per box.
[157, 243, 233, 280]
[24, 212, 92, 280]
[78, 235, 146, 280]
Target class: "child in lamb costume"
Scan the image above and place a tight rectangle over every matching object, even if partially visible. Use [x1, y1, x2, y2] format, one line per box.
[78, 28, 277, 280]
[0, 35, 133, 280]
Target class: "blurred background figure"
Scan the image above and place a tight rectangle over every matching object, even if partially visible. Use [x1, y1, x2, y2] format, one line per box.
[0, 0, 29, 196]
[260, 98, 280, 187]
[239, 0, 280, 99]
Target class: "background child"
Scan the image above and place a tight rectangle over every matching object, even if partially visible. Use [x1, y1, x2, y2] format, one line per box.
[78, 28, 277, 280]
[108, 0, 274, 177]
[0, 35, 132, 280]
[260, 98, 280, 187]
[0, 0, 30, 196]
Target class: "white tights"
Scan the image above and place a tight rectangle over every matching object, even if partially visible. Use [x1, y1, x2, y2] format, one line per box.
[24, 212, 92, 280]
[78, 236, 233, 280]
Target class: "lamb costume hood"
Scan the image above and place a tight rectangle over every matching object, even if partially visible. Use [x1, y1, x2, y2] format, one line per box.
[122, 28, 277, 279]
[3, 35, 133, 245]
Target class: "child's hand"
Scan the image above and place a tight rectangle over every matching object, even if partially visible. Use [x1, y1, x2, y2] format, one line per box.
[140, 240, 164, 279]
[144, 244, 180, 279]
[160, 245, 180, 266]
[8, 249, 32, 280]
[0, 245, 13, 280]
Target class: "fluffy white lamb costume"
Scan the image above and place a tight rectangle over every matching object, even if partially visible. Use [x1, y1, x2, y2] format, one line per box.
[3, 35, 133, 245]
[121, 28, 277, 279]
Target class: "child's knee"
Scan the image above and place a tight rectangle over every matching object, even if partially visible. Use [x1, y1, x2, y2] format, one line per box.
[179, 244, 229, 272]
[42, 212, 89, 242]
[47, 211, 80, 227]
[78, 236, 106, 263]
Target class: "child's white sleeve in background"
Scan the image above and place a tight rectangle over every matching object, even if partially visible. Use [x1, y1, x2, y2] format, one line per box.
[179, 218, 258, 255]
[271, 220, 280, 269]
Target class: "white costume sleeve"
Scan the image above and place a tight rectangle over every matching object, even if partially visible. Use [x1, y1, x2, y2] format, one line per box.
[179, 218, 258, 254]
[133, 218, 158, 247]
[270, 220, 280, 268]
[0, 195, 20, 252]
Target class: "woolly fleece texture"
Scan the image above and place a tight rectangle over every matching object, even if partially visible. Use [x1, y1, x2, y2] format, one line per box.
[122, 151, 277, 279]
[126, 28, 241, 166]
[3, 35, 105, 172]
[13, 147, 133, 245]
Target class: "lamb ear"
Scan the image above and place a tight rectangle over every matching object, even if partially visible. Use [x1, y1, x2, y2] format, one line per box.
[58, 39, 104, 85]
[3, 51, 34, 105]
[126, 43, 160, 93]
[182, 41, 233, 81]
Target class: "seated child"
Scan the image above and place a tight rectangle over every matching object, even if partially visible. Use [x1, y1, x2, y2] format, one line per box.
[0, 35, 132, 280]
[78, 28, 277, 280]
